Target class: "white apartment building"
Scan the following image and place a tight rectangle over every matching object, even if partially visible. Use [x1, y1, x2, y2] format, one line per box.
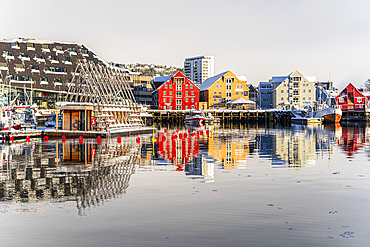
[184, 55, 214, 85]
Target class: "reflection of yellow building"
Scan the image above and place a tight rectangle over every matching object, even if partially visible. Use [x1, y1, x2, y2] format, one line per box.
[274, 130, 315, 167]
[207, 133, 251, 169]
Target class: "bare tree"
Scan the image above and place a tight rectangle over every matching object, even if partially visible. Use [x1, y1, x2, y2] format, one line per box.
[364, 79, 370, 90]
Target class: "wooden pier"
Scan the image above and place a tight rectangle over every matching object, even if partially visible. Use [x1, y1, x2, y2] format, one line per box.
[149, 109, 296, 126]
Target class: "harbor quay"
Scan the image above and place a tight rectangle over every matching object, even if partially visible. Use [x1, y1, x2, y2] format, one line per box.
[149, 109, 294, 126]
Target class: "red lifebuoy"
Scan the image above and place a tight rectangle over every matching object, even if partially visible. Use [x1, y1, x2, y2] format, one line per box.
[91, 118, 96, 126]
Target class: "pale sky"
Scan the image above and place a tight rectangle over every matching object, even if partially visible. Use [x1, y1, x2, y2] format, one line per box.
[2, 0, 369, 89]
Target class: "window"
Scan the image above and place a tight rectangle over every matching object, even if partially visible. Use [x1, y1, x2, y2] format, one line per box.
[293, 90, 299, 95]
[174, 78, 184, 84]
[284, 84, 286, 87]
[185, 98, 188, 102]
[293, 83, 299, 88]
[176, 92, 182, 98]
[176, 84, 182, 91]
[308, 97, 311, 100]
[169, 91, 172, 95]
[169, 84, 172, 89]
[176, 105, 181, 110]
[219, 85, 221, 89]
[69, 47, 76, 52]
[226, 78, 234, 83]
[186, 91, 188, 96]
[164, 99, 166, 102]
[292, 77, 301, 81]
[65, 57, 71, 62]
[281, 97, 284, 101]
[32, 65, 39, 70]
[169, 99, 172, 102]
[5, 51, 13, 57]
[185, 84, 188, 89]
[21, 53, 29, 58]
[163, 91, 166, 95]
[191, 91, 194, 95]
[81, 49, 88, 54]
[308, 90, 311, 93]
[191, 98, 194, 102]
[219, 91, 221, 95]
[41, 77, 48, 82]
[236, 92, 239, 95]
[303, 90, 305, 93]
[303, 97, 305, 100]
[190, 85, 193, 89]
[214, 91, 217, 95]
[51, 56, 58, 61]
[357, 98, 362, 103]
[215, 85, 218, 89]
[214, 98, 217, 102]
[176, 99, 182, 105]
[36, 54, 44, 59]
[281, 90, 284, 93]
[244, 91, 248, 96]
[165, 84, 168, 89]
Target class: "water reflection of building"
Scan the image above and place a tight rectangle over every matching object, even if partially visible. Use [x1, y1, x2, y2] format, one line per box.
[208, 129, 254, 169]
[0, 139, 141, 215]
[337, 125, 366, 158]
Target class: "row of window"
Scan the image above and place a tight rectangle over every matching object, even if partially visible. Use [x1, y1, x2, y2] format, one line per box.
[338, 97, 363, 103]
[280, 97, 312, 101]
[163, 105, 195, 110]
[163, 98, 195, 103]
[164, 83, 194, 89]
[163, 91, 195, 96]
[280, 89, 312, 93]
[11, 42, 87, 53]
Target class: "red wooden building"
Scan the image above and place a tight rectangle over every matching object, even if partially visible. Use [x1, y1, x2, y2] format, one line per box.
[335, 83, 366, 112]
[152, 71, 200, 110]
[335, 83, 367, 121]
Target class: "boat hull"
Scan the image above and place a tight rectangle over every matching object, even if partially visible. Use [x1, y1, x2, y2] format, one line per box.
[314, 108, 342, 123]
[184, 117, 205, 128]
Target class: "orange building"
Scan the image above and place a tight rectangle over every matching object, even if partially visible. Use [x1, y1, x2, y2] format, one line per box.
[198, 70, 249, 109]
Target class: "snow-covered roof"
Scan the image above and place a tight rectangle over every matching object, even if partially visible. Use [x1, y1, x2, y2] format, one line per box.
[305, 76, 317, 83]
[272, 76, 289, 83]
[153, 75, 171, 83]
[226, 98, 256, 105]
[198, 71, 228, 91]
[237, 75, 247, 82]
[1, 37, 109, 66]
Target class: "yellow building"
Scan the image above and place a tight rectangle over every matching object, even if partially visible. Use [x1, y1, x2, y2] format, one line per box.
[198, 70, 250, 109]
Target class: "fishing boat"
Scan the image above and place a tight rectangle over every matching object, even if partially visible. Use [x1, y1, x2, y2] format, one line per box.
[312, 105, 342, 123]
[184, 110, 205, 128]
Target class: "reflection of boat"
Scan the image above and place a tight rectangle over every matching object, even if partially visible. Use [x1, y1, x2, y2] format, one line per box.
[184, 110, 205, 128]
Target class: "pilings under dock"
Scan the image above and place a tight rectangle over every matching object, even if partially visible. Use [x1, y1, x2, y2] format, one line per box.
[149, 109, 295, 126]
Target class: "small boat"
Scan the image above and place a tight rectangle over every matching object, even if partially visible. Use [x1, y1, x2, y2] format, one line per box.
[313, 105, 342, 123]
[184, 110, 205, 128]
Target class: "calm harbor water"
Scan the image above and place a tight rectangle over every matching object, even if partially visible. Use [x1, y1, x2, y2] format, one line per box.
[1, 124, 370, 247]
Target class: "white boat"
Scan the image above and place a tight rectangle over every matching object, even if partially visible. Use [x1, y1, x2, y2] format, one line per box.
[184, 110, 205, 128]
[312, 106, 342, 123]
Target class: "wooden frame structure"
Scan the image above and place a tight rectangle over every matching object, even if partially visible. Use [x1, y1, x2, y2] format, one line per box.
[58, 60, 143, 131]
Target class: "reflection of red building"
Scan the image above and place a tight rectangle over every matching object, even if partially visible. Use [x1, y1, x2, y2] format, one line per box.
[338, 126, 365, 157]
[157, 132, 200, 171]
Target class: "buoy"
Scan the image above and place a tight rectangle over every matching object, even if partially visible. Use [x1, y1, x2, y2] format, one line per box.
[206, 129, 210, 136]
[91, 148, 96, 156]
[117, 136, 121, 143]
[156, 136, 159, 141]
[176, 129, 179, 133]
[62, 136, 66, 143]
[9, 136, 14, 142]
[152, 138, 157, 143]
[136, 137, 140, 143]
[200, 130, 203, 135]
[97, 136, 101, 144]
[179, 133, 182, 139]
[44, 136, 49, 143]
[162, 135, 166, 141]
[26, 136, 30, 142]
[184, 133, 187, 138]
[188, 129, 190, 134]
[79, 136, 83, 144]
[164, 129, 167, 133]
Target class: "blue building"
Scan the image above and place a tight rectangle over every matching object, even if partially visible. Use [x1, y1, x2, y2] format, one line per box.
[258, 81, 273, 109]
